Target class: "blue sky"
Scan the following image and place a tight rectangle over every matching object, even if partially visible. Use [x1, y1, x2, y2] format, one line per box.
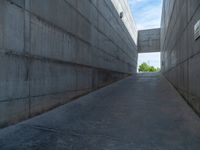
[128, 0, 162, 30]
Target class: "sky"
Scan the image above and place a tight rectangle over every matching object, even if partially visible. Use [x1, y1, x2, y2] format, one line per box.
[128, 0, 162, 71]
[128, 0, 163, 30]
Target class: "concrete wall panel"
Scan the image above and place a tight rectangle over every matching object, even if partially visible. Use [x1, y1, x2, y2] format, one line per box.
[3, 2, 24, 52]
[161, 0, 200, 115]
[0, 0, 137, 127]
[0, 98, 29, 127]
[0, 54, 29, 101]
[189, 54, 200, 113]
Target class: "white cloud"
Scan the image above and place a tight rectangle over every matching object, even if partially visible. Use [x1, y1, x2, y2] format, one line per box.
[128, 0, 162, 30]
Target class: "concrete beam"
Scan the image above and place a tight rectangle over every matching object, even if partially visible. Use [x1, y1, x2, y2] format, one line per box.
[138, 28, 160, 53]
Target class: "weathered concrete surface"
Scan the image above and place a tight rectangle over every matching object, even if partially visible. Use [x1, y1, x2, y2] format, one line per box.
[111, 0, 138, 43]
[138, 28, 160, 53]
[161, 0, 200, 115]
[0, 73, 200, 150]
[0, 0, 137, 127]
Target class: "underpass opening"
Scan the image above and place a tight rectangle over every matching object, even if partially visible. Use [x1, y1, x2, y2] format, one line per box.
[137, 52, 161, 73]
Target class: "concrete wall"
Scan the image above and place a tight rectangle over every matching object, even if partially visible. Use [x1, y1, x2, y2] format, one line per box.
[0, 0, 137, 127]
[111, 0, 138, 43]
[138, 28, 160, 53]
[161, 0, 200, 115]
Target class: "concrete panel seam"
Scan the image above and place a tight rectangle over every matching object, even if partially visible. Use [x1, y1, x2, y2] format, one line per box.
[103, 0, 136, 46]
[0, 49, 132, 75]
[64, 0, 136, 60]
[8, 0, 135, 66]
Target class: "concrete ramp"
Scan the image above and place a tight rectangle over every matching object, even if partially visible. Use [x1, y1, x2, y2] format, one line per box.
[0, 73, 200, 149]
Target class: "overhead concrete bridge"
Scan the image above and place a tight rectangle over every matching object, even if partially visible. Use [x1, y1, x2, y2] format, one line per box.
[0, 0, 200, 149]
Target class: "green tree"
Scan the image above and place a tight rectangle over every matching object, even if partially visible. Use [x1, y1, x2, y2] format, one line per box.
[139, 63, 160, 72]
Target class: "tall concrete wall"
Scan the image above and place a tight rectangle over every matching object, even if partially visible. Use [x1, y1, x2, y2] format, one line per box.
[0, 0, 137, 127]
[161, 0, 200, 114]
[111, 0, 138, 43]
[138, 28, 160, 53]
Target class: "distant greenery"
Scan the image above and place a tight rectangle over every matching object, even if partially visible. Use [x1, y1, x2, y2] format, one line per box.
[139, 63, 160, 73]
